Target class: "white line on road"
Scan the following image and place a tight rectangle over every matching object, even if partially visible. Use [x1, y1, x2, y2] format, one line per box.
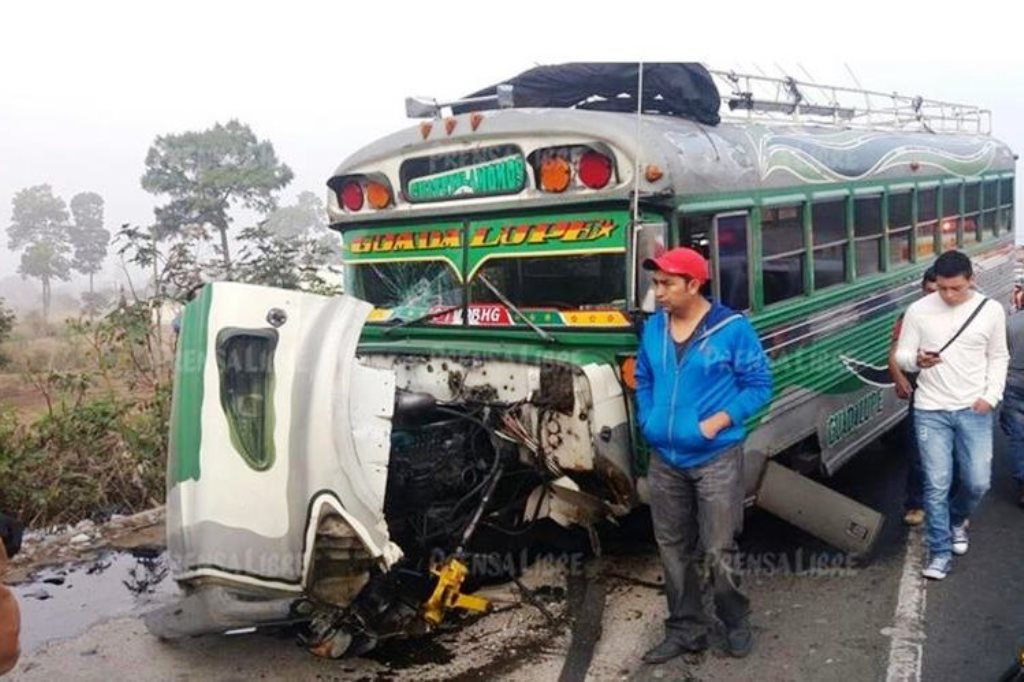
[883, 527, 928, 682]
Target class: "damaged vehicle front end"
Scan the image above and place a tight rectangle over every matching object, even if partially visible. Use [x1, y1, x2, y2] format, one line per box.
[145, 280, 638, 657]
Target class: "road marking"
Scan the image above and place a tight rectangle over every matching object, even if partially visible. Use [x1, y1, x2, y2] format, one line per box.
[883, 527, 928, 682]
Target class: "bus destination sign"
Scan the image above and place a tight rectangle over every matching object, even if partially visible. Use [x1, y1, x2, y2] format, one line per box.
[405, 154, 526, 202]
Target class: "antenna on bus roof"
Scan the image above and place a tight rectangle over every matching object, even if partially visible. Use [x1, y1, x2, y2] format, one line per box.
[631, 62, 644, 231]
[405, 84, 515, 119]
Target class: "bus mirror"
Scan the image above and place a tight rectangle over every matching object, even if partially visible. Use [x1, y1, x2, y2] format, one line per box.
[632, 222, 667, 312]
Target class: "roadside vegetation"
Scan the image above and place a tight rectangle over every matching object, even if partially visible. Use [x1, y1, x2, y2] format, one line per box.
[0, 120, 341, 527]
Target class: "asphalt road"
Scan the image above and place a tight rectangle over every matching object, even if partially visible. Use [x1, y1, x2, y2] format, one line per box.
[9, 422, 1023, 681]
[921, 426, 1024, 682]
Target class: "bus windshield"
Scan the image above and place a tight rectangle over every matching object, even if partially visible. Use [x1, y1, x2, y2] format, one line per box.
[343, 209, 631, 327]
[469, 252, 625, 309]
[347, 261, 462, 313]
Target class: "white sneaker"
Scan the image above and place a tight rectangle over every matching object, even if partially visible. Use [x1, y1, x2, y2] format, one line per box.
[952, 521, 969, 556]
[922, 555, 952, 580]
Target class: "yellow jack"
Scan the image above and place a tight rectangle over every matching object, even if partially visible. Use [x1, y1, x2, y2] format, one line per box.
[421, 557, 489, 626]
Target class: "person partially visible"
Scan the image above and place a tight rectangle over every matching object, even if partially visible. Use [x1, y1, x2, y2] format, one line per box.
[895, 250, 1009, 580]
[1000, 282, 1024, 507]
[0, 512, 23, 675]
[888, 267, 938, 526]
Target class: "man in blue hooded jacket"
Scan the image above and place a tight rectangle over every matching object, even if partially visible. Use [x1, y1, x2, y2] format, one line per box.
[636, 247, 773, 664]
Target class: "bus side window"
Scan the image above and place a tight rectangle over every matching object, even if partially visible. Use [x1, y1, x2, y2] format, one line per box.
[714, 213, 750, 311]
[678, 213, 713, 296]
[762, 204, 807, 306]
[679, 214, 712, 259]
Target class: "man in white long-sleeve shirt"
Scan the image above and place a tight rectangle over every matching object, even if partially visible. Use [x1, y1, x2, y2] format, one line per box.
[895, 250, 1009, 580]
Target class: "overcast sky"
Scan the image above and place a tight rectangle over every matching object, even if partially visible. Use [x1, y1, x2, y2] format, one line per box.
[2, 2, 1021, 296]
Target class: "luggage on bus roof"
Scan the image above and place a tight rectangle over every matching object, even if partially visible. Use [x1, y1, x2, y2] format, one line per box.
[454, 62, 721, 126]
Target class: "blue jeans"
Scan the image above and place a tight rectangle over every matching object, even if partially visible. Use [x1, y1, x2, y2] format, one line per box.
[648, 446, 749, 642]
[999, 384, 1024, 483]
[915, 408, 994, 559]
[902, 396, 925, 510]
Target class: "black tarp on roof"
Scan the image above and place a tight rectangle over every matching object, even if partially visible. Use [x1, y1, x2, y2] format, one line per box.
[454, 62, 721, 126]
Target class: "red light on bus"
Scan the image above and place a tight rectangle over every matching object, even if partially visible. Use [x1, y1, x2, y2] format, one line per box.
[578, 151, 612, 189]
[340, 182, 364, 212]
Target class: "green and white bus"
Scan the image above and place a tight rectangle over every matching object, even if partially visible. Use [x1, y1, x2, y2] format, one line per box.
[151, 64, 1016, 653]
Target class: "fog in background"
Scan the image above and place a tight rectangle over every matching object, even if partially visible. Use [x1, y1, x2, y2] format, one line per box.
[2, 1, 1021, 312]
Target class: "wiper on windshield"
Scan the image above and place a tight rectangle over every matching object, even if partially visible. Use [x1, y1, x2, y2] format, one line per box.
[382, 304, 462, 335]
[475, 274, 557, 344]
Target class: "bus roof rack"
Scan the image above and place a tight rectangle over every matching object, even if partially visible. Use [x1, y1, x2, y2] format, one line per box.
[707, 68, 992, 135]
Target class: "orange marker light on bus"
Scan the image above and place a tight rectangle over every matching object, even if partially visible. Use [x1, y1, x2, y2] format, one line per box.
[620, 356, 637, 390]
[445, 117, 457, 135]
[539, 156, 572, 193]
[366, 182, 392, 209]
[645, 164, 664, 182]
[420, 122, 433, 139]
[470, 112, 484, 131]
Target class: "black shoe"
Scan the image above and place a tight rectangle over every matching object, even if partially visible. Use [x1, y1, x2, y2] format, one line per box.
[724, 623, 753, 658]
[641, 635, 708, 664]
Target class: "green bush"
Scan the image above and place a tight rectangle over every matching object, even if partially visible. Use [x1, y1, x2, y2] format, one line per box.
[0, 299, 171, 527]
[0, 383, 168, 526]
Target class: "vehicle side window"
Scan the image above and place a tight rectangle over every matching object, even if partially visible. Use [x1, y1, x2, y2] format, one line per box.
[963, 183, 981, 244]
[917, 187, 944, 253]
[811, 199, 847, 290]
[854, 195, 883, 276]
[679, 214, 713, 258]
[888, 192, 913, 266]
[761, 204, 806, 306]
[982, 180, 999, 237]
[999, 177, 1014, 233]
[715, 213, 749, 311]
[941, 183, 961, 249]
[679, 213, 713, 296]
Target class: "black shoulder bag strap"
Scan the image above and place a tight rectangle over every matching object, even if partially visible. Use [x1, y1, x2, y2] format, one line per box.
[937, 297, 990, 354]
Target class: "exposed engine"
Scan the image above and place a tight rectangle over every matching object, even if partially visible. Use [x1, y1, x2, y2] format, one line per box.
[304, 391, 555, 656]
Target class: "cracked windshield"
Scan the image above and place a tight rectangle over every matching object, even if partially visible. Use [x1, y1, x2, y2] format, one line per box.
[344, 211, 630, 327]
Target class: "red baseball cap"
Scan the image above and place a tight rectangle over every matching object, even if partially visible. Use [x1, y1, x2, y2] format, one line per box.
[642, 247, 709, 283]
